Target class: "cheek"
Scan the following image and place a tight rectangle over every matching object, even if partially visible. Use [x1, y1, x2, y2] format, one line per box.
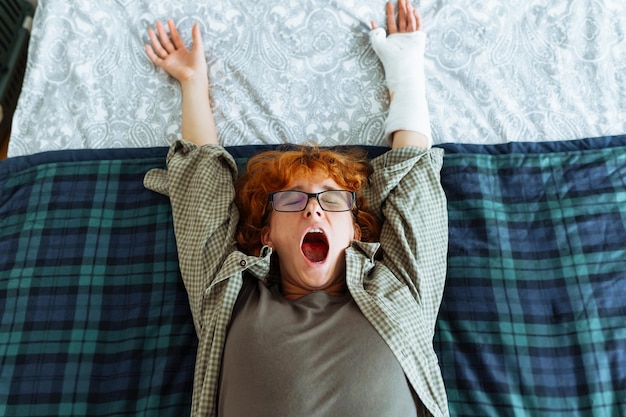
[335, 215, 358, 243]
[264, 217, 297, 248]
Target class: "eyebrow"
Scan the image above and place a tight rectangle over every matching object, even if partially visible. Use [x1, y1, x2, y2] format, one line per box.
[287, 185, 339, 192]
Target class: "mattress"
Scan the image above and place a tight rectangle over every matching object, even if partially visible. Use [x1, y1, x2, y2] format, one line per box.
[8, 0, 626, 156]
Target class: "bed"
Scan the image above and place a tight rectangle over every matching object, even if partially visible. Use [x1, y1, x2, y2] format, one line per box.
[2, 0, 626, 416]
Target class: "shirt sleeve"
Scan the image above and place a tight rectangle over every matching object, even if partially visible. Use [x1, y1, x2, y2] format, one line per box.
[363, 146, 448, 333]
[144, 140, 240, 333]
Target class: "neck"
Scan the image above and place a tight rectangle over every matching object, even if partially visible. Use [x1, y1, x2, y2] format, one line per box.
[281, 279, 347, 301]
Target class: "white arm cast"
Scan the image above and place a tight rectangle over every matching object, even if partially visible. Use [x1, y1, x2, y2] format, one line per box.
[369, 28, 431, 148]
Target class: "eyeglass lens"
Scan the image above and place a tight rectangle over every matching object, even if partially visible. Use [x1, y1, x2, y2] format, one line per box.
[271, 190, 354, 212]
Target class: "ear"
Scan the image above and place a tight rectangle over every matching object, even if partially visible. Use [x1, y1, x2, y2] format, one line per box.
[261, 226, 272, 247]
[353, 223, 362, 241]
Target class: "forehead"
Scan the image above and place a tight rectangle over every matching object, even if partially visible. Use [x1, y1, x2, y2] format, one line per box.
[286, 172, 342, 191]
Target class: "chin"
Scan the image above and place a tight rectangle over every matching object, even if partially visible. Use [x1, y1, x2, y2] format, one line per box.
[298, 262, 343, 290]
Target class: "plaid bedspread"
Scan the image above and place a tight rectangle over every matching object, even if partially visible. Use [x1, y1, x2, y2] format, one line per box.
[437, 137, 626, 417]
[1, 138, 625, 416]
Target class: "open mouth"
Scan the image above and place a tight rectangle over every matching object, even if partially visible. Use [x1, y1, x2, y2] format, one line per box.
[301, 228, 329, 263]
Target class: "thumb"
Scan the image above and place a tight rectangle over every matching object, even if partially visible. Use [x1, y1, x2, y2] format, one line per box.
[191, 23, 204, 51]
[369, 27, 387, 57]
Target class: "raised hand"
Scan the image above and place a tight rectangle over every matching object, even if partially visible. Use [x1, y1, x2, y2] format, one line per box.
[145, 20, 207, 85]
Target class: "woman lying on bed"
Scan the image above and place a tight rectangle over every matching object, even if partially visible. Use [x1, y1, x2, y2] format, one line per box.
[143, 1, 449, 416]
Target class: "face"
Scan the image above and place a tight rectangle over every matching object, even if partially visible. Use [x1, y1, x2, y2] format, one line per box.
[261, 173, 361, 298]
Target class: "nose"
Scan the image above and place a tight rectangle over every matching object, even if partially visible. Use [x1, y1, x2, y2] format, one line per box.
[304, 196, 323, 217]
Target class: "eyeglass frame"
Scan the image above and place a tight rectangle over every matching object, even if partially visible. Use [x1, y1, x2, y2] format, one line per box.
[268, 190, 357, 213]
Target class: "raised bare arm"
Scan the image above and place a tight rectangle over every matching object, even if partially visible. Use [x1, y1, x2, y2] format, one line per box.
[146, 20, 217, 146]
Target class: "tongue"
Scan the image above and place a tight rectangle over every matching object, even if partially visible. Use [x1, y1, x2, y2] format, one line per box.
[302, 242, 327, 263]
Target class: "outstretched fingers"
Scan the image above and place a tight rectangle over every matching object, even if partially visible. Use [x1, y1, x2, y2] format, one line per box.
[375, 1, 422, 34]
[146, 20, 187, 62]
[398, 0, 421, 33]
[145, 28, 164, 65]
[167, 19, 187, 51]
[146, 24, 167, 62]
[156, 20, 176, 54]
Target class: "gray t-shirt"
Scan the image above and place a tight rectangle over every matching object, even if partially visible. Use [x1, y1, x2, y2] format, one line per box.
[218, 278, 421, 416]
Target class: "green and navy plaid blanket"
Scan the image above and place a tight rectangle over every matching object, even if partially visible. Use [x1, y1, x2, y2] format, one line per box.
[1, 137, 625, 416]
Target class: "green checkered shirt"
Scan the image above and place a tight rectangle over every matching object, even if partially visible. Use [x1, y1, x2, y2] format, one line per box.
[144, 140, 449, 417]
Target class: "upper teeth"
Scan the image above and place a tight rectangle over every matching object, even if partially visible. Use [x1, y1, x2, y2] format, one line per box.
[309, 228, 323, 234]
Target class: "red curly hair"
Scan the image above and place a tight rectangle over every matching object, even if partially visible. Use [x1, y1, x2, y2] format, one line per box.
[234, 145, 381, 256]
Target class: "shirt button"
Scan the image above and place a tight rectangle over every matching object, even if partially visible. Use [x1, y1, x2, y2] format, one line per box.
[240, 260, 247, 267]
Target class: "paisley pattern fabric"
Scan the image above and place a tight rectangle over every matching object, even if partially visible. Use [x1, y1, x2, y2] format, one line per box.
[9, 0, 626, 156]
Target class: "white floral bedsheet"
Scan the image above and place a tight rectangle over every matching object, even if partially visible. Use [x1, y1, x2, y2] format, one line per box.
[9, 0, 626, 156]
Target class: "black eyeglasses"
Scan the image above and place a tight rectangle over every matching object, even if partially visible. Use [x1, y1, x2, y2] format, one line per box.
[269, 190, 356, 212]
